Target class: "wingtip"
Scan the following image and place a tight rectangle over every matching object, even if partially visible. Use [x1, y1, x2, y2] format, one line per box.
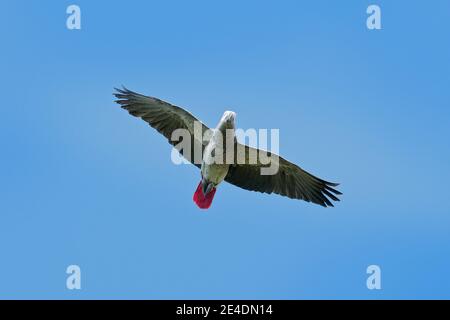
[113, 85, 130, 94]
[326, 181, 340, 187]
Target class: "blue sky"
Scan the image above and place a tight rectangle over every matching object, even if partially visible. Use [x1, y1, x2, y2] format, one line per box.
[0, 1, 449, 299]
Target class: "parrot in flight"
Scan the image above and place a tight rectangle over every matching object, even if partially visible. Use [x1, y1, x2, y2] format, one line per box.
[114, 87, 341, 209]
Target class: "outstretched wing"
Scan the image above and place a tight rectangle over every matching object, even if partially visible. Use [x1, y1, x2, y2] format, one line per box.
[225, 144, 341, 207]
[114, 87, 210, 168]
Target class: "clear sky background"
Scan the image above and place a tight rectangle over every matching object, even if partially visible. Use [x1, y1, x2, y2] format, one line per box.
[1, 1, 449, 299]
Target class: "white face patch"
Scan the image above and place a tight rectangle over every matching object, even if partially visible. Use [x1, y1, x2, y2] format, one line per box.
[221, 110, 236, 122]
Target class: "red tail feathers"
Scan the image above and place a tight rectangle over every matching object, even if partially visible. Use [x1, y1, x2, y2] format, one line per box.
[193, 181, 216, 209]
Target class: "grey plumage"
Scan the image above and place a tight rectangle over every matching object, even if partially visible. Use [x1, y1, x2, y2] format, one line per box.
[114, 87, 210, 168]
[225, 144, 341, 207]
